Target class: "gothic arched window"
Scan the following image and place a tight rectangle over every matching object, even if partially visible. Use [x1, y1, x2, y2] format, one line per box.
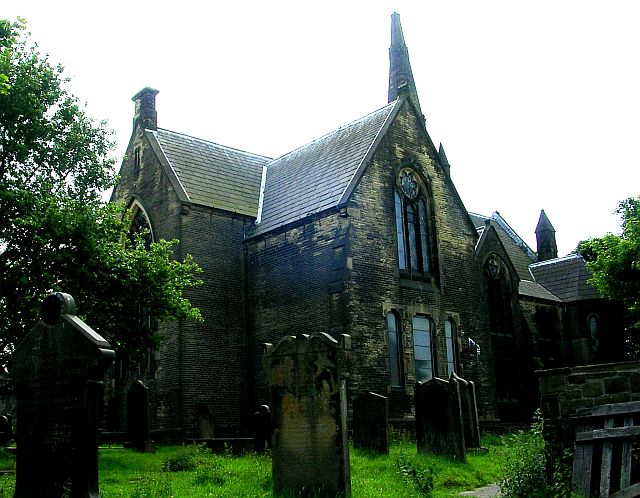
[128, 201, 154, 249]
[394, 169, 437, 277]
[483, 255, 513, 336]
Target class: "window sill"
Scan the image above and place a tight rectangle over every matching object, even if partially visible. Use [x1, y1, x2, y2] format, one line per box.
[399, 273, 437, 292]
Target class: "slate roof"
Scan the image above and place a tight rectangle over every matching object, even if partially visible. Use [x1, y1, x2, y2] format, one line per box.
[471, 212, 537, 281]
[528, 255, 601, 302]
[518, 280, 562, 302]
[251, 100, 399, 237]
[151, 129, 271, 217]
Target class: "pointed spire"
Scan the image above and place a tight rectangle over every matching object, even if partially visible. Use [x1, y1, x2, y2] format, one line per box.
[388, 12, 422, 117]
[535, 210, 558, 261]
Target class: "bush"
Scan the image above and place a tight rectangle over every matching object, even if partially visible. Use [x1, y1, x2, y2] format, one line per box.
[498, 411, 570, 498]
[162, 443, 211, 472]
[395, 452, 437, 496]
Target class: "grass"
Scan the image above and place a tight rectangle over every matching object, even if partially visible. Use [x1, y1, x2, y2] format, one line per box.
[0, 438, 506, 497]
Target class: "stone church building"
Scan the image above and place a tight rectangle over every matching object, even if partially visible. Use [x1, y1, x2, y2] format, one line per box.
[110, 13, 623, 438]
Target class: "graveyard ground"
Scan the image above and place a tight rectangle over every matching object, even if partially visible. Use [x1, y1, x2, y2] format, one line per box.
[0, 436, 506, 497]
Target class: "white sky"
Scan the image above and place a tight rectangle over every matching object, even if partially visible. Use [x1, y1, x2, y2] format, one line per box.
[5, 1, 640, 256]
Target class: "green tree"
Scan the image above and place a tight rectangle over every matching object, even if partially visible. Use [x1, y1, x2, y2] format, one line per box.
[0, 18, 202, 365]
[579, 196, 640, 353]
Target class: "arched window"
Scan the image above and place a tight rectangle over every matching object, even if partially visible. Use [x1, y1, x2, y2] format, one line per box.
[445, 318, 457, 376]
[387, 312, 403, 388]
[412, 315, 435, 382]
[394, 169, 436, 277]
[483, 255, 513, 336]
[128, 200, 154, 249]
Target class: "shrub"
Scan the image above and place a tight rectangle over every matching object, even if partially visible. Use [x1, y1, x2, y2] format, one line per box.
[162, 443, 211, 472]
[395, 452, 437, 496]
[498, 411, 571, 498]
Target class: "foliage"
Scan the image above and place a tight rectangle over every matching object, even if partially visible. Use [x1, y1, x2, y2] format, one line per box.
[395, 452, 437, 496]
[497, 411, 571, 498]
[0, 18, 202, 364]
[162, 443, 212, 472]
[579, 196, 640, 334]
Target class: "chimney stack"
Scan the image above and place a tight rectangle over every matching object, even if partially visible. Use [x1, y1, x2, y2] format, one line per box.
[132, 87, 159, 131]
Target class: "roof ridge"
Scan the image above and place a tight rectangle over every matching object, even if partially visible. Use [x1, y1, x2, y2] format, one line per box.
[266, 101, 397, 167]
[529, 254, 583, 268]
[491, 212, 537, 261]
[157, 128, 273, 161]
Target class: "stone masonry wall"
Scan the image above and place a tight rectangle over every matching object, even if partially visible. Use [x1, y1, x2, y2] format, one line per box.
[247, 212, 346, 407]
[113, 130, 252, 437]
[112, 130, 183, 435]
[344, 101, 496, 421]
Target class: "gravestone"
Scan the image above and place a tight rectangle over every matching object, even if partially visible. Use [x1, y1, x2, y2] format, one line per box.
[451, 373, 481, 448]
[352, 392, 388, 454]
[264, 333, 351, 497]
[252, 404, 271, 453]
[125, 380, 155, 452]
[0, 415, 11, 446]
[415, 376, 466, 461]
[197, 403, 214, 439]
[11, 293, 115, 498]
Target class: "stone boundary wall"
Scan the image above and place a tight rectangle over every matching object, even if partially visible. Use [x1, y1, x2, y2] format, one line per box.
[538, 361, 640, 470]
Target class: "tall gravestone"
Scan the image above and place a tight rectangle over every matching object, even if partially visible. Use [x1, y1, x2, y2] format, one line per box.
[451, 373, 481, 449]
[353, 392, 389, 454]
[415, 376, 466, 462]
[11, 293, 115, 498]
[264, 333, 351, 497]
[125, 380, 155, 452]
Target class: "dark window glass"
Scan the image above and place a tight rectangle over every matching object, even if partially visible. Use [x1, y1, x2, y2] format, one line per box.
[413, 315, 434, 382]
[394, 192, 406, 270]
[445, 318, 456, 376]
[387, 313, 403, 387]
[418, 199, 430, 273]
[407, 203, 419, 270]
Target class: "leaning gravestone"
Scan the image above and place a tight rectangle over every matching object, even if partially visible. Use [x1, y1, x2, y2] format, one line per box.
[353, 392, 389, 454]
[125, 380, 155, 452]
[264, 333, 351, 497]
[11, 293, 115, 498]
[415, 376, 466, 462]
[451, 373, 481, 449]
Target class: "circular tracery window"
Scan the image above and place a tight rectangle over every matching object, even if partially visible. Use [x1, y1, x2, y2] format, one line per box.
[399, 170, 419, 200]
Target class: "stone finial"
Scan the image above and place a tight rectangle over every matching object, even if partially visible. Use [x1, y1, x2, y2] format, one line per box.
[132, 87, 159, 131]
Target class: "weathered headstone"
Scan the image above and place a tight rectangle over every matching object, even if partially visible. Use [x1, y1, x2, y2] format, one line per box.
[451, 373, 481, 448]
[0, 415, 11, 446]
[415, 376, 466, 461]
[264, 333, 351, 497]
[252, 404, 271, 453]
[197, 403, 214, 439]
[11, 293, 115, 498]
[125, 380, 155, 452]
[352, 392, 389, 454]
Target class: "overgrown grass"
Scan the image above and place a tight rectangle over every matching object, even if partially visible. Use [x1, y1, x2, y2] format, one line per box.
[0, 438, 506, 497]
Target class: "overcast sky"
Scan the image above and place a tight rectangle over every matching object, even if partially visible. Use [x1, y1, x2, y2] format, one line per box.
[5, 1, 640, 256]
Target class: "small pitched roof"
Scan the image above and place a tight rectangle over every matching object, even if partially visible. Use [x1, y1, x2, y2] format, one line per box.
[471, 211, 537, 280]
[529, 255, 601, 302]
[251, 100, 399, 237]
[519, 280, 562, 302]
[151, 129, 271, 217]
